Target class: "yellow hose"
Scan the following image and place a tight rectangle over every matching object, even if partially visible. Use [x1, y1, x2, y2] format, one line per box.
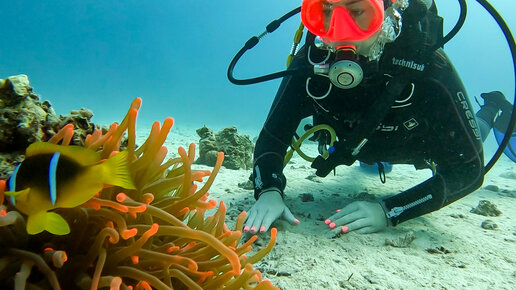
[284, 124, 337, 165]
[286, 22, 305, 68]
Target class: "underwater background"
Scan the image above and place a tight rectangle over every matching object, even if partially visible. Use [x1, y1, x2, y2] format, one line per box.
[1, 1, 516, 288]
[0, 0, 515, 152]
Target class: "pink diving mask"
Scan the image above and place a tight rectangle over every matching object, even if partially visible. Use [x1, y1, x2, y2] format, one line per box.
[301, 0, 385, 43]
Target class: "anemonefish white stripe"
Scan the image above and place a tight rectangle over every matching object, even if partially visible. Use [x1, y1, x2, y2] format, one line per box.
[8, 163, 21, 206]
[49, 152, 60, 206]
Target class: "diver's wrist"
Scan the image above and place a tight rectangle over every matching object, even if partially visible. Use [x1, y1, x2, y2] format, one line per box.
[257, 187, 284, 200]
[378, 199, 392, 227]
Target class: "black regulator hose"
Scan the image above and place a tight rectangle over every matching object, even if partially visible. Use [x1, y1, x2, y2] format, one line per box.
[475, 0, 516, 173]
[433, 0, 467, 50]
[228, 1, 468, 86]
[227, 7, 303, 85]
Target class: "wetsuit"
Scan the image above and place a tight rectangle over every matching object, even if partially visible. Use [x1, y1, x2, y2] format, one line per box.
[252, 31, 484, 226]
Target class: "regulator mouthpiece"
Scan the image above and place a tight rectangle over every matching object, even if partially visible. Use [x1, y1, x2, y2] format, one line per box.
[314, 45, 363, 89]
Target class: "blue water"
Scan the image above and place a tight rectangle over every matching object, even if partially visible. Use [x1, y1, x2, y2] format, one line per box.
[0, 0, 514, 153]
[1, 2, 515, 288]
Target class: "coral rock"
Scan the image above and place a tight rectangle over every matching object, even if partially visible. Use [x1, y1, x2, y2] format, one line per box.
[0, 74, 32, 98]
[0, 75, 44, 151]
[196, 126, 254, 170]
[481, 219, 498, 230]
[470, 200, 502, 217]
[0, 74, 97, 178]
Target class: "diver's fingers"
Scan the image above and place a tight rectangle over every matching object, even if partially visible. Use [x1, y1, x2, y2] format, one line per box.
[326, 202, 359, 222]
[355, 226, 376, 234]
[282, 206, 300, 226]
[326, 223, 351, 238]
[342, 218, 368, 233]
[243, 208, 258, 232]
[254, 207, 299, 234]
[247, 208, 270, 234]
[257, 210, 278, 233]
[328, 210, 362, 230]
[327, 218, 368, 238]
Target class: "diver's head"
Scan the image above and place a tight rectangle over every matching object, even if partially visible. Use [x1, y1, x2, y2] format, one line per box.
[301, 0, 407, 59]
[302, 0, 409, 89]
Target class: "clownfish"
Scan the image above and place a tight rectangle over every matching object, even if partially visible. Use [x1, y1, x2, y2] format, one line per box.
[5, 142, 136, 235]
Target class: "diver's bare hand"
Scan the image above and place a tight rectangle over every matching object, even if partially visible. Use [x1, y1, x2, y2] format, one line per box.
[325, 200, 388, 235]
[244, 187, 299, 233]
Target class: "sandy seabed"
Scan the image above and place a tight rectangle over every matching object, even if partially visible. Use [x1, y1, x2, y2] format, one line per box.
[139, 125, 516, 289]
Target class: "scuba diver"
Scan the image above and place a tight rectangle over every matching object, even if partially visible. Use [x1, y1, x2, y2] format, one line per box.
[229, 0, 514, 235]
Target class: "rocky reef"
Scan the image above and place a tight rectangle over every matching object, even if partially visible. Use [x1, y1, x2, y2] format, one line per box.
[0, 75, 96, 178]
[195, 126, 254, 170]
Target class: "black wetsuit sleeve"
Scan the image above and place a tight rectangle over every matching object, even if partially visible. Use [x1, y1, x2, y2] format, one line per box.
[252, 50, 312, 200]
[381, 51, 484, 226]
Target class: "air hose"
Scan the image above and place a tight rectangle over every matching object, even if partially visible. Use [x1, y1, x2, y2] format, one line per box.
[284, 124, 337, 165]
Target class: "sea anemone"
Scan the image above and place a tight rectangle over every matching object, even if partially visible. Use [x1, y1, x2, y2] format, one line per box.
[0, 97, 278, 289]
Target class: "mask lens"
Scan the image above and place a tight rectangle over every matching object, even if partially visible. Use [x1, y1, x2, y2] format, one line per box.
[301, 0, 384, 42]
